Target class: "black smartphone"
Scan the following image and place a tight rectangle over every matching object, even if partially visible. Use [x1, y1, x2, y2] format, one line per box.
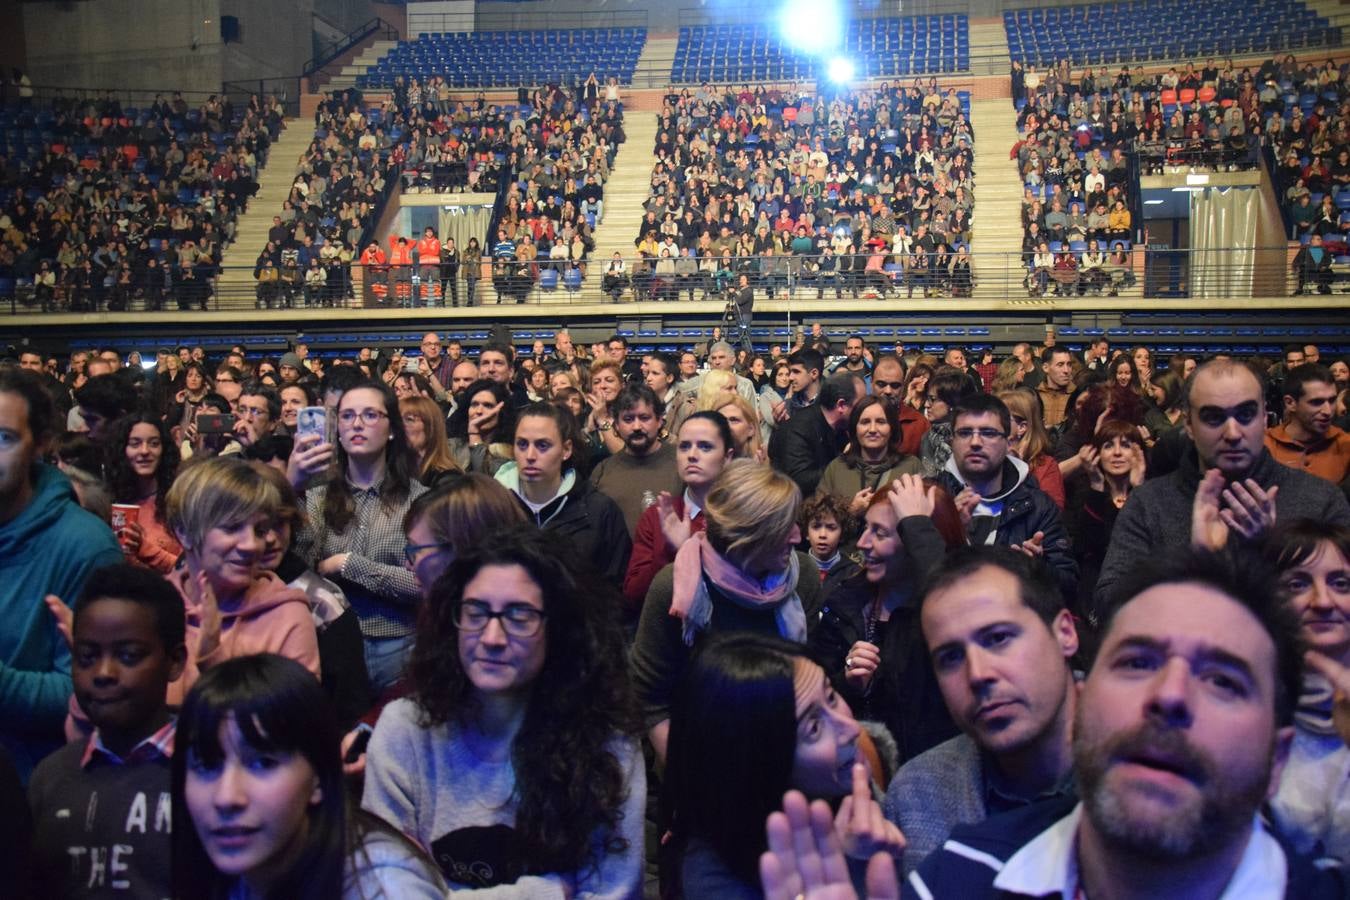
[344, 727, 372, 763]
[197, 413, 237, 434]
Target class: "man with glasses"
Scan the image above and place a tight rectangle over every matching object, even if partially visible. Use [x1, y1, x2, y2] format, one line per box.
[234, 381, 280, 449]
[418, 332, 453, 399]
[871, 354, 926, 455]
[213, 365, 243, 413]
[935, 393, 1077, 594]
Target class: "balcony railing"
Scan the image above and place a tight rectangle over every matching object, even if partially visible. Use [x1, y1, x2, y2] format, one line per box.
[0, 246, 1327, 316]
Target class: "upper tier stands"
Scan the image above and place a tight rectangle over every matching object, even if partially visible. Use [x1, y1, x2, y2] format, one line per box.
[671, 17, 969, 84]
[1005, 0, 1341, 68]
[358, 28, 647, 90]
[0, 93, 280, 312]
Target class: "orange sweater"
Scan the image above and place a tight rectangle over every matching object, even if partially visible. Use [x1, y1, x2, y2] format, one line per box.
[1265, 423, 1350, 486]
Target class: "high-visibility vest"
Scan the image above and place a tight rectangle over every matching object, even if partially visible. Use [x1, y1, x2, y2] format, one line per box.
[416, 237, 441, 263]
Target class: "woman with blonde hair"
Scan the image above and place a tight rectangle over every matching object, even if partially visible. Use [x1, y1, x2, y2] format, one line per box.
[399, 395, 461, 488]
[989, 356, 1026, 394]
[713, 393, 765, 460]
[164, 456, 321, 706]
[695, 368, 739, 412]
[632, 459, 825, 763]
[997, 388, 1066, 509]
[585, 357, 626, 455]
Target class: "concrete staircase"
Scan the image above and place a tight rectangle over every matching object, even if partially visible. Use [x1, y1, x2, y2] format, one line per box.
[327, 40, 400, 93]
[969, 98, 1028, 299]
[632, 34, 679, 90]
[216, 120, 316, 296]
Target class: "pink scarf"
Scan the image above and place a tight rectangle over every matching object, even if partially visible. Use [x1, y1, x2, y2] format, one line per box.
[669, 532, 804, 645]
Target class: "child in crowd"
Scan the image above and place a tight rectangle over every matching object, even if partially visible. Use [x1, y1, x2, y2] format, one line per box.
[801, 492, 856, 581]
[29, 564, 186, 899]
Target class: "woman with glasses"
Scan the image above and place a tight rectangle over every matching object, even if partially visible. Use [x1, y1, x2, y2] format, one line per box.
[362, 525, 645, 895]
[292, 379, 428, 696]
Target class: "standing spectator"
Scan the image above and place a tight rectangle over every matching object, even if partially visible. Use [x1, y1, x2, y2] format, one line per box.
[1265, 364, 1350, 485]
[0, 370, 122, 779]
[106, 413, 183, 573]
[769, 374, 866, 497]
[589, 384, 677, 537]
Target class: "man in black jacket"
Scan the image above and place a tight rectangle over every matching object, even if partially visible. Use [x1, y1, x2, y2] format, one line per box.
[935, 393, 1078, 595]
[769, 373, 865, 496]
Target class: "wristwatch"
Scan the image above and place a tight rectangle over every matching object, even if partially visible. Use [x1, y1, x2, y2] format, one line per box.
[598, 419, 614, 432]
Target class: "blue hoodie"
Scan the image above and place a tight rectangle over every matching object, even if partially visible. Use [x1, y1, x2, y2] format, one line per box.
[0, 463, 122, 779]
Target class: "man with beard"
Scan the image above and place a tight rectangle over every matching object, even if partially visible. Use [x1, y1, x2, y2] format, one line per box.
[1265, 364, 1350, 485]
[589, 383, 677, 536]
[830, 335, 873, 389]
[907, 550, 1347, 899]
[887, 547, 1079, 875]
[871, 354, 927, 456]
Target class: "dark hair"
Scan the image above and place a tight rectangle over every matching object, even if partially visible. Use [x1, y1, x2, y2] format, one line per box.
[1265, 518, 1350, 581]
[607, 334, 629, 349]
[409, 526, 637, 874]
[514, 401, 586, 473]
[818, 372, 862, 410]
[76, 563, 186, 653]
[799, 492, 856, 541]
[324, 379, 414, 534]
[73, 374, 135, 420]
[1282, 364, 1334, 402]
[1075, 383, 1146, 434]
[1102, 549, 1304, 728]
[279, 380, 317, 406]
[106, 412, 179, 524]
[921, 545, 1065, 629]
[319, 365, 365, 399]
[172, 655, 345, 900]
[1041, 345, 1073, 365]
[787, 348, 825, 376]
[54, 431, 103, 474]
[446, 378, 516, 443]
[678, 410, 734, 452]
[951, 392, 1012, 435]
[927, 366, 974, 409]
[242, 433, 295, 465]
[842, 395, 904, 466]
[480, 341, 515, 364]
[239, 380, 281, 421]
[664, 633, 817, 885]
[647, 351, 678, 379]
[613, 382, 664, 419]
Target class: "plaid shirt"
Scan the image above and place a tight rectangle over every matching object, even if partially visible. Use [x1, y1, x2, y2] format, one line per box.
[298, 475, 428, 638]
[81, 719, 176, 769]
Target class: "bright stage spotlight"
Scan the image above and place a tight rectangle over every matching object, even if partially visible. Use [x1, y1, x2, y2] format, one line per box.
[826, 56, 856, 84]
[778, 0, 844, 55]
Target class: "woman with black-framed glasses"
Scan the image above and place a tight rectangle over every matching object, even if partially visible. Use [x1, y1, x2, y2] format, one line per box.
[363, 525, 645, 895]
[292, 378, 427, 696]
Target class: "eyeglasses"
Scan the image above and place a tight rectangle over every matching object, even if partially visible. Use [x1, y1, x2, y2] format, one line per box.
[954, 428, 1008, 441]
[237, 406, 269, 419]
[338, 409, 389, 426]
[873, 380, 904, 391]
[454, 600, 547, 638]
[404, 541, 452, 566]
[923, 396, 943, 407]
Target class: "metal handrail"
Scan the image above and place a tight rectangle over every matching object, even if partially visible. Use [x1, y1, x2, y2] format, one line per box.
[303, 17, 400, 92]
[1, 246, 1320, 316]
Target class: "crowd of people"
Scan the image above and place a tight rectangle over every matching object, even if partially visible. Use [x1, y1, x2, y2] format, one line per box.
[608, 80, 976, 303]
[0, 91, 282, 312]
[3, 323, 1350, 898]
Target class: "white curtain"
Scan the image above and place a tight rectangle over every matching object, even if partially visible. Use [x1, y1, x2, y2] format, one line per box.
[438, 205, 493, 255]
[1189, 187, 1258, 298]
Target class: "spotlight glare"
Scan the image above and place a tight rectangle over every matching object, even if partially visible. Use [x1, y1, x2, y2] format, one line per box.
[827, 56, 855, 84]
[779, 0, 843, 55]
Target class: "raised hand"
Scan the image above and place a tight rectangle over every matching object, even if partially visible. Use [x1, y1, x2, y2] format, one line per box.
[287, 431, 334, 492]
[850, 487, 876, 516]
[193, 571, 223, 663]
[889, 473, 936, 519]
[45, 594, 73, 651]
[1219, 479, 1278, 541]
[1013, 530, 1046, 558]
[1128, 443, 1147, 487]
[656, 491, 693, 550]
[954, 486, 980, 530]
[761, 789, 900, 900]
[1081, 446, 1105, 492]
[844, 641, 881, 694]
[835, 762, 906, 862]
[1190, 468, 1229, 552]
[121, 521, 145, 556]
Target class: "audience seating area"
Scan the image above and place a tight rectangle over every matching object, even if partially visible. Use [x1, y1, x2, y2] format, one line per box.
[357, 28, 647, 90]
[0, 94, 280, 312]
[670, 17, 969, 84]
[1005, 0, 1340, 67]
